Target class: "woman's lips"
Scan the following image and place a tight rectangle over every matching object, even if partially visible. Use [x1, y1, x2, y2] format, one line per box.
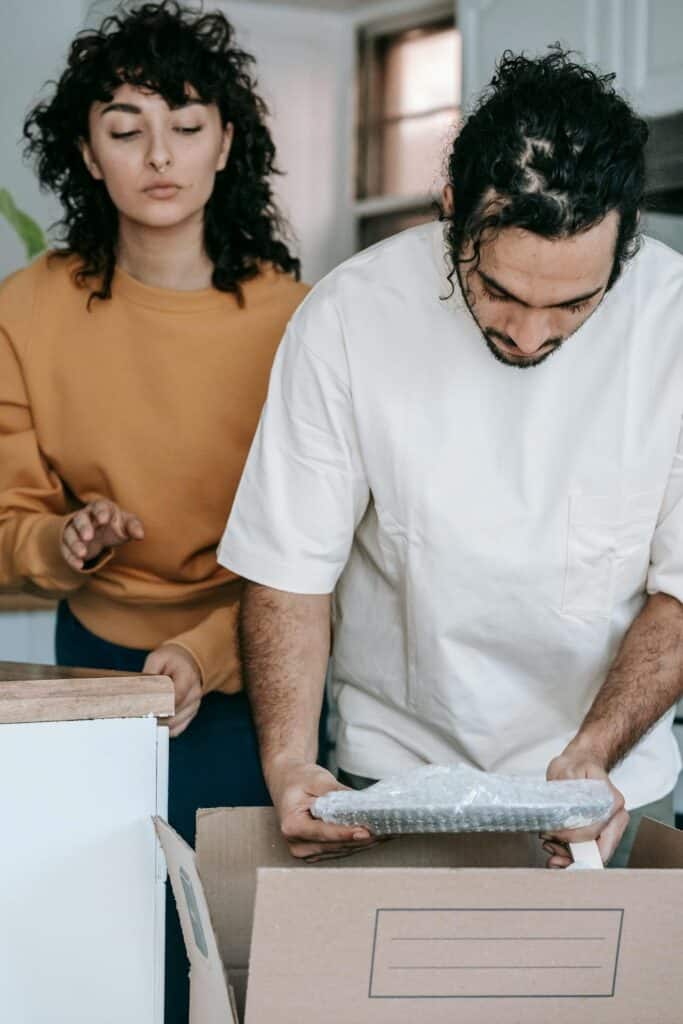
[143, 184, 182, 199]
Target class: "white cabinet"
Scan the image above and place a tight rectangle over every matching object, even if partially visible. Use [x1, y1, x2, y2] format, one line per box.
[622, 0, 683, 115]
[0, 663, 173, 1024]
[460, 0, 683, 114]
[460, 0, 608, 102]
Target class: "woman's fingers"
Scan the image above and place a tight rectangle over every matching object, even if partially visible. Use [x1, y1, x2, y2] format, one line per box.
[60, 538, 85, 571]
[91, 499, 115, 526]
[71, 508, 96, 542]
[168, 699, 201, 738]
[122, 512, 145, 540]
[63, 522, 87, 559]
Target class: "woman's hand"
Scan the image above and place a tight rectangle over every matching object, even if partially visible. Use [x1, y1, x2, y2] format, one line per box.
[143, 643, 203, 738]
[61, 499, 144, 570]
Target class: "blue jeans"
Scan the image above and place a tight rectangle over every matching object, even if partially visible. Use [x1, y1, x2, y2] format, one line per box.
[55, 601, 314, 1024]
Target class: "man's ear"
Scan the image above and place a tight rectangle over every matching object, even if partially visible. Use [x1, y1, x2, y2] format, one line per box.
[442, 183, 454, 216]
[216, 122, 234, 172]
[79, 139, 104, 181]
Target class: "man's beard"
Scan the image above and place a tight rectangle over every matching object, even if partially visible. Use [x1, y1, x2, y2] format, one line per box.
[484, 328, 565, 369]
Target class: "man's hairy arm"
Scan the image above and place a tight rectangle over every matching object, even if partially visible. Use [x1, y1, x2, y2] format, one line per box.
[574, 592, 683, 767]
[240, 582, 373, 859]
[545, 592, 683, 866]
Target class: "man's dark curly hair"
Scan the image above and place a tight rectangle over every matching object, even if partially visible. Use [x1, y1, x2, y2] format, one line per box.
[23, 0, 300, 304]
[444, 47, 649, 292]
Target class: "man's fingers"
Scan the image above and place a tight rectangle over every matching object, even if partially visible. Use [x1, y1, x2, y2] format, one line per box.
[301, 847, 358, 863]
[288, 836, 382, 860]
[545, 800, 623, 846]
[597, 808, 630, 865]
[300, 839, 386, 862]
[544, 822, 603, 844]
[543, 840, 569, 858]
[281, 811, 372, 846]
[547, 853, 573, 869]
[542, 839, 573, 868]
[543, 806, 629, 868]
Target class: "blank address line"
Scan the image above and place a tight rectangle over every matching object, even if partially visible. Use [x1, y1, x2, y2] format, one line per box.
[388, 965, 604, 971]
[392, 936, 605, 942]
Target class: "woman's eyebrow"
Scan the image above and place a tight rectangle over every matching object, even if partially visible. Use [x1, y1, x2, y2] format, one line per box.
[100, 99, 206, 117]
[100, 102, 141, 116]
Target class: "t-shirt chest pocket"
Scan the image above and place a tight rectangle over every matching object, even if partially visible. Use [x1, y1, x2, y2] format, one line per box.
[561, 490, 661, 618]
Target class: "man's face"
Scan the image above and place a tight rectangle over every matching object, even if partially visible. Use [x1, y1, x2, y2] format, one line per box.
[458, 211, 619, 368]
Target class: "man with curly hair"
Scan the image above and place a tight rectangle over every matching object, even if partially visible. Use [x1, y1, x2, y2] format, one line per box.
[220, 49, 683, 870]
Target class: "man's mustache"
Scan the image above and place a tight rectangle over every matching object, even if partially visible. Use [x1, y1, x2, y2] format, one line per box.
[485, 328, 564, 351]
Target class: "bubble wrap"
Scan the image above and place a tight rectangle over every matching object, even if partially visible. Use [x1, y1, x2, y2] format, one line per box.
[312, 763, 613, 835]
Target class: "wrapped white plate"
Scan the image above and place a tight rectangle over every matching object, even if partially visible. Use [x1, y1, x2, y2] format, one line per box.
[312, 763, 613, 835]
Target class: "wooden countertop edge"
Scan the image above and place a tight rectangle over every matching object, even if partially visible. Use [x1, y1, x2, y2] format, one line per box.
[0, 673, 175, 724]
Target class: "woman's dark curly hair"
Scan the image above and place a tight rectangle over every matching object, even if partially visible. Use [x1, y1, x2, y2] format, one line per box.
[443, 47, 649, 293]
[23, 0, 300, 304]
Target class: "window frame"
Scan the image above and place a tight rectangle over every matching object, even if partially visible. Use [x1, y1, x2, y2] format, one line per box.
[353, 1, 459, 251]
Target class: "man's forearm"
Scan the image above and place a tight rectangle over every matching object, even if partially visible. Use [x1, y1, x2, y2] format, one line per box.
[239, 582, 331, 786]
[570, 592, 683, 769]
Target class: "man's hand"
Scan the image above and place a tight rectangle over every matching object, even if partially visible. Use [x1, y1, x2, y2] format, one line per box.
[61, 499, 144, 571]
[542, 743, 629, 868]
[143, 644, 202, 738]
[267, 757, 377, 862]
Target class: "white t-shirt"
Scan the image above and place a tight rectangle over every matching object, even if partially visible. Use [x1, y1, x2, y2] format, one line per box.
[218, 222, 683, 810]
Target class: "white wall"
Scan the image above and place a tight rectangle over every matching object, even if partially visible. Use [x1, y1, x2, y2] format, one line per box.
[643, 212, 683, 254]
[0, 0, 87, 282]
[0, 1, 87, 662]
[220, 1, 355, 282]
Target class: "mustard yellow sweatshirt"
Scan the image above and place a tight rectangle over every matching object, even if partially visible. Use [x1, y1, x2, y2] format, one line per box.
[0, 252, 308, 693]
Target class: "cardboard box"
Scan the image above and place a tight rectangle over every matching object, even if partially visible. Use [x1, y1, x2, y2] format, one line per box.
[156, 808, 683, 1023]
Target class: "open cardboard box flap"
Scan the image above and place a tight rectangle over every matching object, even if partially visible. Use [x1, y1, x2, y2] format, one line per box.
[155, 818, 236, 1024]
[156, 809, 683, 1024]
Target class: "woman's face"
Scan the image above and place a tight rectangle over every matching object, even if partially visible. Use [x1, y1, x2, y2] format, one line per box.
[81, 83, 232, 230]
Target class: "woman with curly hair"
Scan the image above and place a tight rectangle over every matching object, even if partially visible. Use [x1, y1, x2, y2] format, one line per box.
[0, 2, 314, 1017]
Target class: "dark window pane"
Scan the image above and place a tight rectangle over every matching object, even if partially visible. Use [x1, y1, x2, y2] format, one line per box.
[359, 207, 436, 249]
[357, 17, 461, 200]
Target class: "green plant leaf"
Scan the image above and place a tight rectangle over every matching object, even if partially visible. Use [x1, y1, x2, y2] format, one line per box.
[0, 188, 47, 261]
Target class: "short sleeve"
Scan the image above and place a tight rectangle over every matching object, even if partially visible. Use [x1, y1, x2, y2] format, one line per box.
[648, 416, 683, 603]
[217, 294, 369, 594]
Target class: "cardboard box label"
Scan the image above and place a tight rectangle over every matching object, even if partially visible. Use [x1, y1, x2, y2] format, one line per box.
[369, 908, 624, 999]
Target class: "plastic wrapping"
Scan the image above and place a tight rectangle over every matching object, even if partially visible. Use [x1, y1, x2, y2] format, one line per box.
[312, 763, 613, 835]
